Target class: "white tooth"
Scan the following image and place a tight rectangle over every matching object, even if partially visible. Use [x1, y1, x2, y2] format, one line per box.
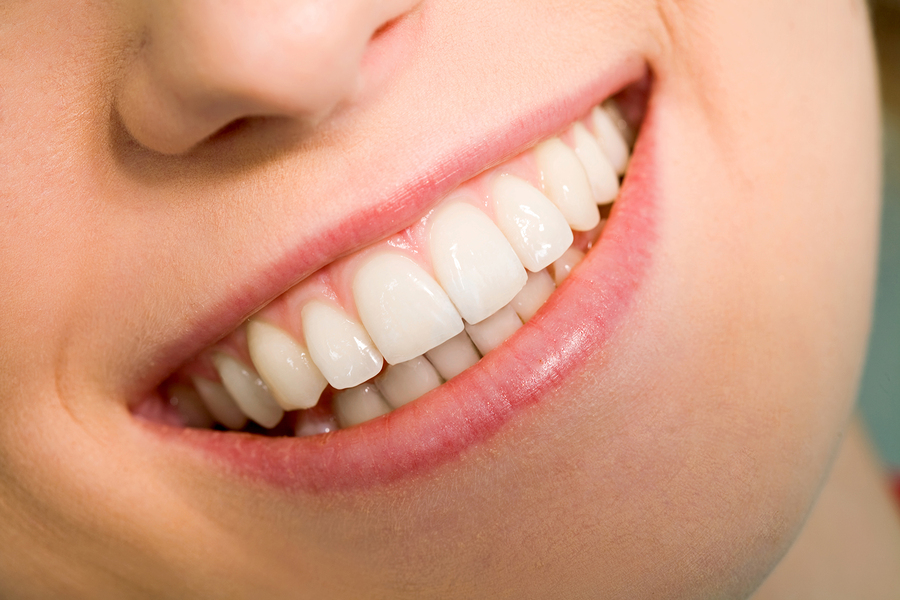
[191, 376, 248, 430]
[551, 247, 586, 286]
[534, 138, 600, 232]
[354, 253, 464, 365]
[425, 331, 481, 380]
[167, 384, 215, 429]
[490, 174, 574, 272]
[511, 269, 556, 322]
[301, 300, 384, 390]
[294, 410, 338, 438]
[246, 320, 328, 411]
[333, 383, 391, 428]
[375, 356, 443, 409]
[591, 106, 630, 175]
[602, 99, 636, 147]
[464, 304, 522, 355]
[571, 123, 619, 205]
[429, 202, 528, 324]
[213, 353, 284, 429]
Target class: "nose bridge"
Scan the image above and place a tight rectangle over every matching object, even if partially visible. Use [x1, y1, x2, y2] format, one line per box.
[119, 0, 415, 154]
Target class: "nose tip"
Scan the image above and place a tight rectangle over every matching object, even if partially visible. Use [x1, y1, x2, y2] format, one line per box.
[117, 0, 417, 155]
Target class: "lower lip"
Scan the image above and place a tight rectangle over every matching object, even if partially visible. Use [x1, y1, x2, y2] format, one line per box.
[147, 95, 660, 494]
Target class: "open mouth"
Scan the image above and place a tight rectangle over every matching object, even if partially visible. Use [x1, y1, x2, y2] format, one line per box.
[134, 74, 654, 491]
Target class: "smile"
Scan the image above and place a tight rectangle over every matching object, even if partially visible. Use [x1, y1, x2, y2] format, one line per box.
[135, 74, 656, 492]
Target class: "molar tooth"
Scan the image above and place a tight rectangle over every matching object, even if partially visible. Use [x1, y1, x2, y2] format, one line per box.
[464, 305, 523, 355]
[191, 376, 248, 430]
[353, 253, 463, 365]
[429, 202, 528, 324]
[571, 123, 620, 205]
[333, 383, 392, 428]
[246, 320, 327, 410]
[301, 300, 384, 390]
[425, 331, 481, 380]
[535, 138, 600, 232]
[591, 105, 630, 175]
[375, 356, 443, 409]
[167, 384, 215, 429]
[491, 175, 574, 272]
[212, 353, 284, 429]
[511, 269, 556, 321]
[551, 247, 586, 286]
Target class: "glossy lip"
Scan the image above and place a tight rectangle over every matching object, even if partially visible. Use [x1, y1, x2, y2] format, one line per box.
[140, 73, 660, 493]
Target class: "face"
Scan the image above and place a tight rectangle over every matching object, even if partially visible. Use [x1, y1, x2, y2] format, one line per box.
[0, 1, 880, 597]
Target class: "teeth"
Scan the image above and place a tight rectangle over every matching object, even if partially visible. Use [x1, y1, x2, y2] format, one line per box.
[602, 99, 636, 147]
[375, 356, 443, 409]
[551, 247, 586, 286]
[246, 320, 328, 410]
[490, 174, 574, 272]
[425, 331, 481, 380]
[534, 138, 600, 232]
[191, 376, 248, 430]
[511, 269, 556, 322]
[464, 304, 523, 355]
[301, 300, 384, 390]
[429, 202, 528, 324]
[333, 383, 391, 428]
[167, 384, 215, 429]
[212, 352, 284, 428]
[571, 123, 619, 205]
[294, 408, 338, 438]
[353, 252, 464, 365]
[591, 106, 630, 175]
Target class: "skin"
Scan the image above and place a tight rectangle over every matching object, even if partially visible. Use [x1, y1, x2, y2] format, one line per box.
[0, 0, 897, 597]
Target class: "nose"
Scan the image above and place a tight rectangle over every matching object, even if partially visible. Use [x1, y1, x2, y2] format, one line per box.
[117, 0, 418, 155]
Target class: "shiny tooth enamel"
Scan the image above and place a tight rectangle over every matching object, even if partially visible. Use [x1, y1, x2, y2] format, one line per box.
[425, 331, 482, 380]
[294, 409, 338, 437]
[333, 383, 392, 428]
[167, 384, 215, 429]
[534, 138, 600, 232]
[247, 320, 328, 410]
[301, 300, 384, 390]
[212, 352, 284, 428]
[375, 356, 443, 409]
[464, 304, 523, 355]
[353, 252, 464, 365]
[551, 247, 586, 286]
[602, 99, 635, 147]
[591, 106, 630, 175]
[191, 375, 249, 430]
[429, 202, 528, 324]
[490, 174, 574, 272]
[571, 123, 619, 205]
[511, 269, 556, 321]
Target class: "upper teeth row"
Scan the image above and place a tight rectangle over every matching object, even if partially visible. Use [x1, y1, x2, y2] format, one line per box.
[168, 101, 634, 433]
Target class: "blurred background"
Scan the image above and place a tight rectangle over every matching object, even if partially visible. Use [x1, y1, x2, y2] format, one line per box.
[862, 1, 900, 471]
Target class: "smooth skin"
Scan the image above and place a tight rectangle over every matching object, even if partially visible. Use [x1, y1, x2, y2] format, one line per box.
[1, 1, 898, 597]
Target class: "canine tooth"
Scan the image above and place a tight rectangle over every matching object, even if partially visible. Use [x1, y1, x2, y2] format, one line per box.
[425, 331, 481, 380]
[571, 123, 619, 205]
[294, 410, 338, 438]
[551, 247, 586, 285]
[353, 253, 463, 365]
[246, 320, 328, 411]
[534, 138, 600, 232]
[511, 269, 556, 321]
[429, 202, 528, 324]
[602, 99, 636, 147]
[213, 353, 284, 429]
[491, 174, 574, 272]
[191, 376, 248, 430]
[333, 383, 392, 428]
[591, 106, 630, 175]
[167, 384, 215, 429]
[301, 300, 384, 390]
[375, 356, 443, 409]
[465, 305, 522, 355]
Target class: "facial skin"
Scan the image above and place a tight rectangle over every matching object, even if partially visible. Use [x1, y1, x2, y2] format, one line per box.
[0, 1, 886, 598]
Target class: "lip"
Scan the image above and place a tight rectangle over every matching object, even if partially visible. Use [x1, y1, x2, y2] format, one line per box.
[136, 62, 658, 493]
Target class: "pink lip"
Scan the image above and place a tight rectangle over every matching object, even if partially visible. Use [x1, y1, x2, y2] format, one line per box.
[143, 77, 660, 493]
